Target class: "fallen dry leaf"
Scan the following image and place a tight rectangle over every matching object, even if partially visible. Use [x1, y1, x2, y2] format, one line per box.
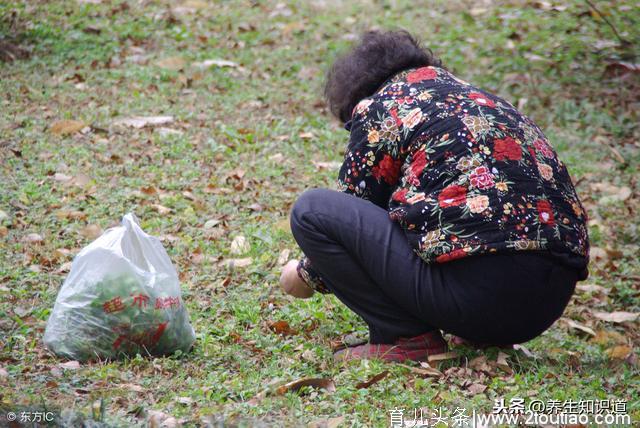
[563, 318, 596, 336]
[606, 345, 633, 360]
[300, 349, 316, 363]
[175, 396, 193, 405]
[275, 377, 336, 395]
[532, 1, 566, 11]
[496, 351, 513, 374]
[73, 173, 92, 187]
[277, 249, 291, 266]
[269, 153, 284, 162]
[604, 247, 624, 260]
[141, 185, 158, 195]
[113, 116, 174, 129]
[55, 261, 72, 274]
[513, 344, 535, 358]
[192, 59, 239, 69]
[230, 235, 249, 255]
[79, 224, 103, 240]
[299, 131, 315, 140]
[147, 410, 177, 428]
[52, 247, 71, 261]
[55, 210, 87, 221]
[591, 182, 632, 203]
[182, 191, 196, 202]
[399, 362, 443, 378]
[50, 120, 85, 136]
[155, 56, 186, 70]
[427, 351, 458, 363]
[173, 0, 208, 14]
[151, 204, 172, 215]
[313, 160, 342, 170]
[576, 283, 609, 294]
[469, 355, 493, 373]
[219, 258, 252, 268]
[59, 360, 81, 370]
[308, 416, 345, 428]
[267, 320, 297, 336]
[590, 329, 627, 346]
[22, 233, 44, 244]
[282, 21, 305, 37]
[13, 306, 31, 318]
[118, 383, 145, 393]
[604, 61, 640, 78]
[227, 168, 245, 180]
[204, 227, 225, 241]
[592, 311, 639, 323]
[470, 7, 488, 16]
[589, 246, 609, 263]
[336, 333, 369, 350]
[467, 383, 487, 395]
[356, 370, 389, 389]
[53, 172, 73, 183]
[246, 379, 285, 406]
[203, 218, 221, 229]
[626, 352, 639, 367]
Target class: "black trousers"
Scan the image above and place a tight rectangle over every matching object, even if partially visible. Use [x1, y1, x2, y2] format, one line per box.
[290, 188, 578, 345]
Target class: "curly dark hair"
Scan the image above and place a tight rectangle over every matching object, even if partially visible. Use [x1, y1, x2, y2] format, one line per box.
[324, 30, 442, 123]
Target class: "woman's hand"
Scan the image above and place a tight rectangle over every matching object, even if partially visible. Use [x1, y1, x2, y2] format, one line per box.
[280, 260, 315, 298]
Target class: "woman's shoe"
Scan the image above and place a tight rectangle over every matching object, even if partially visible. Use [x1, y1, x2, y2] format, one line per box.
[333, 330, 449, 363]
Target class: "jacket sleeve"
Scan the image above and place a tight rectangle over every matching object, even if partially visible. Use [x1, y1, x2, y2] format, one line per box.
[337, 98, 404, 209]
[296, 256, 331, 294]
[294, 100, 405, 295]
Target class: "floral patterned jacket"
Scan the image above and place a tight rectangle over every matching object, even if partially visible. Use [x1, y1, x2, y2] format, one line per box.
[297, 66, 589, 294]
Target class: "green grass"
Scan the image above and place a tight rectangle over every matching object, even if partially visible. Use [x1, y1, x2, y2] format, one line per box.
[1, 0, 639, 426]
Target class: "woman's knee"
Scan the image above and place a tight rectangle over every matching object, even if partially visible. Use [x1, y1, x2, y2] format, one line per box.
[289, 188, 332, 234]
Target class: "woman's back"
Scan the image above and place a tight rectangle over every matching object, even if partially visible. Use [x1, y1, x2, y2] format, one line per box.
[337, 65, 589, 273]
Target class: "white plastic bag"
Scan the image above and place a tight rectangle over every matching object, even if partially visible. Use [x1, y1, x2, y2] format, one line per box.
[44, 213, 195, 361]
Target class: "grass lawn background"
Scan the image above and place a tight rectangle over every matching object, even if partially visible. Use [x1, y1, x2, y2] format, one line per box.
[1, 0, 639, 426]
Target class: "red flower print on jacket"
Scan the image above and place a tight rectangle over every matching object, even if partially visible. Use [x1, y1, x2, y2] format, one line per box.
[537, 200, 555, 225]
[436, 248, 468, 262]
[438, 185, 467, 208]
[371, 154, 402, 185]
[469, 166, 495, 190]
[389, 108, 403, 127]
[468, 92, 496, 108]
[493, 137, 522, 161]
[406, 67, 437, 83]
[411, 150, 427, 177]
[392, 188, 409, 203]
[534, 139, 554, 158]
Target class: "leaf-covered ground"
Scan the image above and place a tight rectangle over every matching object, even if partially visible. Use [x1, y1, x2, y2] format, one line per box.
[1, 0, 639, 426]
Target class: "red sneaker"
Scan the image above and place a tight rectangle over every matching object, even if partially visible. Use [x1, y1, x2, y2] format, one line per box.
[333, 331, 449, 363]
[450, 335, 514, 350]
